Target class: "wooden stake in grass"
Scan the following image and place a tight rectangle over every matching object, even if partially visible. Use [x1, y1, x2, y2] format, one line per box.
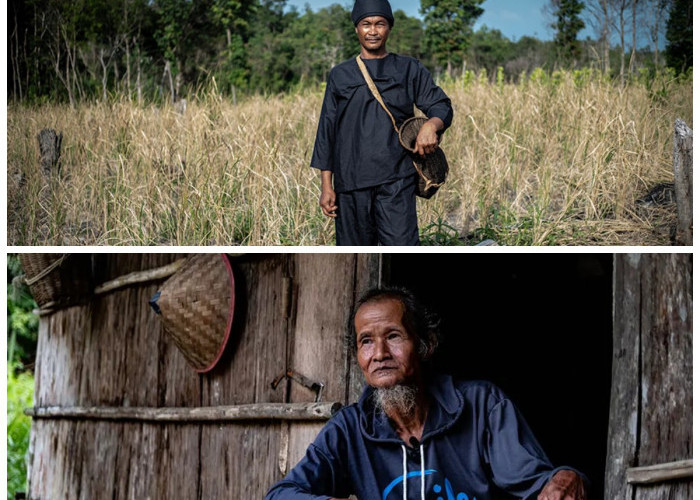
[37, 128, 62, 177]
[673, 119, 693, 246]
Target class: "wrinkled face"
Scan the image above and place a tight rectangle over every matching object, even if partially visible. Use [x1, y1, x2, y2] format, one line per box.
[354, 298, 421, 388]
[355, 16, 391, 53]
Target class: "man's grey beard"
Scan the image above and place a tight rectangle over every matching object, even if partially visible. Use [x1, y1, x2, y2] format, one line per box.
[373, 384, 419, 417]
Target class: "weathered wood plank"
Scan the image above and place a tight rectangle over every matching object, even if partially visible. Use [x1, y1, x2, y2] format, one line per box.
[285, 254, 358, 474]
[29, 254, 202, 500]
[93, 258, 186, 295]
[92, 253, 187, 284]
[635, 254, 692, 500]
[27, 420, 84, 499]
[627, 459, 692, 484]
[113, 423, 158, 499]
[605, 254, 642, 500]
[200, 255, 289, 500]
[27, 402, 342, 421]
[154, 424, 201, 499]
[606, 254, 693, 500]
[77, 421, 119, 500]
[34, 306, 90, 406]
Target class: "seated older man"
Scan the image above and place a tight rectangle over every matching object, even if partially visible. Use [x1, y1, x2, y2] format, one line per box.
[265, 287, 588, 500]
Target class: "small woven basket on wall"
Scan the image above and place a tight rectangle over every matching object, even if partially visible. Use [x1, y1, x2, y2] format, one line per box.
[150, 253, 235, 373]
[19, 254, 93, 309]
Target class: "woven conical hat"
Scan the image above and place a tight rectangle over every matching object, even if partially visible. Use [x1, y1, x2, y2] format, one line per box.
[150, 253, 235, 373]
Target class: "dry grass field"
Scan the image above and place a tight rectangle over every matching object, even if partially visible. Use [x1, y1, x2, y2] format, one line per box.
[7, 70, 692, 246]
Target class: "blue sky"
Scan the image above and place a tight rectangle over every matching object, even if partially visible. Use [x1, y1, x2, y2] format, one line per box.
[284, 0, 598, 42]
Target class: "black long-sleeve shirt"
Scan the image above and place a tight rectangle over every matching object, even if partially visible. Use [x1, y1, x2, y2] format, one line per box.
[311, 54, 453, 193]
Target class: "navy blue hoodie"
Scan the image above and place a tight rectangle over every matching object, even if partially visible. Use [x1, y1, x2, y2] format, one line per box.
[265, 373, 579, 500]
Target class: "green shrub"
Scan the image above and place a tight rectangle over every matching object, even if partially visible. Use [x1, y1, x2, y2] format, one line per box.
[7, 365, 34, 500]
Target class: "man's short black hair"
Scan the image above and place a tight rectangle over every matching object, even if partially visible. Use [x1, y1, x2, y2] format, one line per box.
[347, 286, 441, 358]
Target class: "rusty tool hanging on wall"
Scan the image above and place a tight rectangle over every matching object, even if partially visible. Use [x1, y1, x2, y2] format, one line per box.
[271, 370, 325, 402]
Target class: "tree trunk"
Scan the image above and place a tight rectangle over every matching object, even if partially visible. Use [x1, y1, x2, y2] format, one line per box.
[125, 36, 131, 99]
[100, 48, 108, 101]
[629, 0, 637, 75]
[11, 12, 22, 101]
[618, 0, 626, 83]
[162, 60, 175, 103]
[136, 38, 142, 104]
[603, 0, 610, 74]
[113, 57, 119, 94]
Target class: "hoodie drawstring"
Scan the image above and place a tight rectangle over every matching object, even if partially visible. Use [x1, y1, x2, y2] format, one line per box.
[400, 443, 426, 500]
[420, 444, 425, 500]
[402, 445, 407, 500]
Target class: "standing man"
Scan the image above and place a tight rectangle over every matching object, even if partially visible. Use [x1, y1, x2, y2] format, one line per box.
[265, 287, 589, 500]
[311, 0, 453, 245]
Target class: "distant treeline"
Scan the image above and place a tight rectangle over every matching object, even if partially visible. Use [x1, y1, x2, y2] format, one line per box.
[7, 0, 692, 103]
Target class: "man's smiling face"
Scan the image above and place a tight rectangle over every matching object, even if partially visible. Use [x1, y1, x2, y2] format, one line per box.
[354, 298, 421, 388]
[355, 16, 391, 54]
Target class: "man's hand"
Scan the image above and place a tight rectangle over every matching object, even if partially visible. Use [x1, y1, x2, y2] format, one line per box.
[538, 470, 586, 500]
[320, 170, 337, 218]
[413, 117, 444, 157]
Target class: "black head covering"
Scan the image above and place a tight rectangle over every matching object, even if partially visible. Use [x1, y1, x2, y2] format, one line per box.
[351, 0, 394, 27]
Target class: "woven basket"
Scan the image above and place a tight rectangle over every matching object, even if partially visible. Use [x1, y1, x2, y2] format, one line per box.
[399, 116, 449, 199]
[19, 254, 93, 309]
[150, 253, 235, 373]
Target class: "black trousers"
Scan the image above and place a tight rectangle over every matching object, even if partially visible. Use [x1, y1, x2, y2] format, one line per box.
[335, 175, 420, 246]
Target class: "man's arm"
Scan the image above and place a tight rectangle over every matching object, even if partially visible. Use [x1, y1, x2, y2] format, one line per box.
[311, 74, 339, 219]
[265, 422, 352, 500]
[319, 170, 337, 218]
[411, 61, 453, 158]
[484, 396, 588, 499]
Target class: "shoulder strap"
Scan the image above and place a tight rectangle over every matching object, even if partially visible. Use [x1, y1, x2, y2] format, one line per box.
[356, 55, 400, 134]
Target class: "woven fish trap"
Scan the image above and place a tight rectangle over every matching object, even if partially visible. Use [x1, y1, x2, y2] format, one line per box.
[398, 116, 449, 199]
[19, 254, 93, 309]
[150, 253, 235, 373]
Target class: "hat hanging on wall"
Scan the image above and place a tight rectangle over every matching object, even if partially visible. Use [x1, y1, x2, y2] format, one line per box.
[149, 253, 235, 373]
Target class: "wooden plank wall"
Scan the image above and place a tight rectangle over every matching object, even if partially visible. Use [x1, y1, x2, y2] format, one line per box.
[200, 254, 290, 499]
[605, 254, 692, 500]
[27, 253, 380, 500]
[28, 254, 197, 500]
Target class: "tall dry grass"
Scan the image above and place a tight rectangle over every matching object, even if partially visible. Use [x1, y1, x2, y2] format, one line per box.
[7, 71, 692, 245]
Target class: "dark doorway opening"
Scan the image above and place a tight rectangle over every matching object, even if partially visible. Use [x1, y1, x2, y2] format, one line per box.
[385, 254, 613, 499]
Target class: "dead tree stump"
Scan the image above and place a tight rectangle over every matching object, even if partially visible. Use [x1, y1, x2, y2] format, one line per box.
[673, 119, 692, 245]
[37, 128, 62, 177]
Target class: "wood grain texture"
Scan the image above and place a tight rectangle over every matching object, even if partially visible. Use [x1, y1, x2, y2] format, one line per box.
[635, 254, 692, 500]
[200, 255, 289, 500]
[285, 254, 357, 471]
[627, 459, 692, 484]
[606, 254, 642, 500]
[29, 254, 200, 499]
[27, 402, 341, 421]
[605, 254, 693, 500]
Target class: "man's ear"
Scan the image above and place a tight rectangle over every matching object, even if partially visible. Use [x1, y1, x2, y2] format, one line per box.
[421, 332, 438, 360]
